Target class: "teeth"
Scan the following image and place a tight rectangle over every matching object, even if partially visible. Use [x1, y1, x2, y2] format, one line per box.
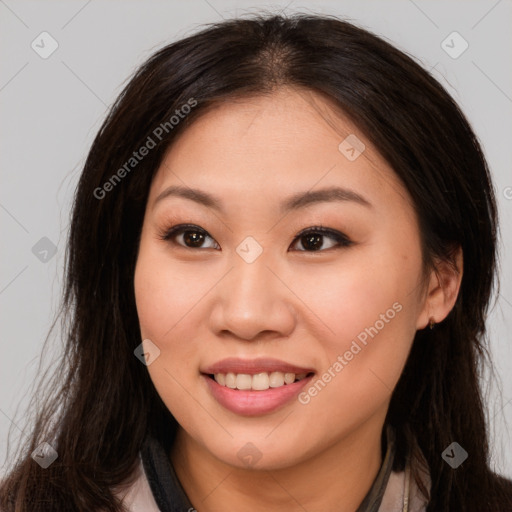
[213, 371, 309, 390]
[284, 372, 295, 384]
[269, 372, 284, 388]
[252, 372, 270, 390]
[225, 372, 236, 389]
[235, 373, 252, 390]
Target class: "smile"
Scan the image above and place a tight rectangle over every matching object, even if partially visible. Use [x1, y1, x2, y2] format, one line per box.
[200, 357, 315, 416]
[210, 371, 311, 391]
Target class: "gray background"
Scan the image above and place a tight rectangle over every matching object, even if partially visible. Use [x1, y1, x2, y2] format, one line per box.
[1, 0, 511, 479]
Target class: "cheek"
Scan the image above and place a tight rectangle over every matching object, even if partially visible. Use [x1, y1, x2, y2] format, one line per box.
[134, 237, 207, 341]
[134, 245, 207, 430]
[295, 243, 420, 341]
[293, 243, 422, 411]
[133, 239, 203, 373]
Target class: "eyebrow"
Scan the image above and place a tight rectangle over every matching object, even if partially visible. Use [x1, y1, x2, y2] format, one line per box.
[153, 185, 372, 213]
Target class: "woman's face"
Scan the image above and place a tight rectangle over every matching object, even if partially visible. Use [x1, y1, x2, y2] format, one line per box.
[134, 88, 432, 470]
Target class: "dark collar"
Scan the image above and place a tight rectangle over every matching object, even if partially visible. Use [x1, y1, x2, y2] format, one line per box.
[141, 425, 396, 512]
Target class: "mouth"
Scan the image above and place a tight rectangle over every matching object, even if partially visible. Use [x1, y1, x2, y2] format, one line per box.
[200, 357, 315, 390]
[200, 357, 316, 416]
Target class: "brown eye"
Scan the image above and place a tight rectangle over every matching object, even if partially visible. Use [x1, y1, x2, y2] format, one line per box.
[160, 224, 220, 249]
[182, 230, 207, 247]
[290, 226, 352, 252]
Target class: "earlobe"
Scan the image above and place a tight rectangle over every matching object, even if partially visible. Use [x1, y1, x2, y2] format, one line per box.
[416, 246, 463, 330]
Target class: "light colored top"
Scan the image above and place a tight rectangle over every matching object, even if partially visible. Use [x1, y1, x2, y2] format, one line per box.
[112, 433, 431, 512]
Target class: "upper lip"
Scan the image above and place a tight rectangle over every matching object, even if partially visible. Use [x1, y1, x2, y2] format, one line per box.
[201, 357, 315, 375]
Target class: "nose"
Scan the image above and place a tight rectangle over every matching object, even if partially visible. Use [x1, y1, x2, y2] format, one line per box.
[208, 253, 297, 342]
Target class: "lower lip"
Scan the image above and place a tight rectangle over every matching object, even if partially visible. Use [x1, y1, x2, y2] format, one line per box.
[202, 374, 314, 416]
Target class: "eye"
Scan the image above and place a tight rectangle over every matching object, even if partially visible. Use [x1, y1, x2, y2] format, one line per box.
[289, 225, 352, 252]
[158, 224, 352, 252]
[158, 224, 220, 249]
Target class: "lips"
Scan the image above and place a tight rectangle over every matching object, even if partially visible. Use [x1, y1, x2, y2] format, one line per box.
[200, 357, 316, 416]
[201, 357, 315, 376]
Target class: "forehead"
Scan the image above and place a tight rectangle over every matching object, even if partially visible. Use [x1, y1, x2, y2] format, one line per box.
[149, 87, 411, 211]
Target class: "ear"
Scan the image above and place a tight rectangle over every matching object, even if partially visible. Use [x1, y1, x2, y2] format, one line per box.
[416, 246, 463, 330]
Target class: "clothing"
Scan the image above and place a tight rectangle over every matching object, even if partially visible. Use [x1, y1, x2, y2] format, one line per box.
[113, 426, 431, 511]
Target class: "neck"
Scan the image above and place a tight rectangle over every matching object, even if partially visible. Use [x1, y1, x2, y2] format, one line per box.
[169, 417, 386, 512]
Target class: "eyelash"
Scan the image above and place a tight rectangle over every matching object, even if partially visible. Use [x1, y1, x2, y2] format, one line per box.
[157, 223, 353, 252]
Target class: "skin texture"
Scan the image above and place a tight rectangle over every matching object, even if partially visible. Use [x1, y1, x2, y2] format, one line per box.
[134, 87, 462, 512]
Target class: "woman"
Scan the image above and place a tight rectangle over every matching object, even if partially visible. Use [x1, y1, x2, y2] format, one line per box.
[1, 12, 511, 512]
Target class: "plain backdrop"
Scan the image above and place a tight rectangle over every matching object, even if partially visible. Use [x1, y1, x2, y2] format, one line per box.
[1, 0, 511, 480]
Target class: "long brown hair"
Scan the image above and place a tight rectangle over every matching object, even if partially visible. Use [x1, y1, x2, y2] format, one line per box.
[1, 13, 511, 511]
